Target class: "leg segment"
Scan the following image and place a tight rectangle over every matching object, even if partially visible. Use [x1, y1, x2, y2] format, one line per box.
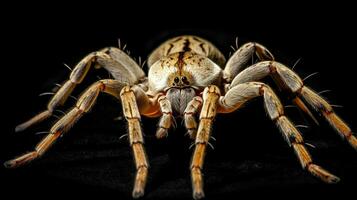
[300, 86, 357, 150]
[190, 86, 220, 199]
[156, 95, 174, 139]
[101, 47, 146, 80]
[229, 61, 357, 150]
[224, 42, 274, 83]
[120, 86, 148, 198]
[16, 47, 144, 132]
[184, 96, 203, 139]
[5, 79, 124, 168]
[218, 82, 340, 183]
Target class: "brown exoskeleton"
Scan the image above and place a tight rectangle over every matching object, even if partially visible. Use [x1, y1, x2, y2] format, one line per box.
[5, 35, 357, 199]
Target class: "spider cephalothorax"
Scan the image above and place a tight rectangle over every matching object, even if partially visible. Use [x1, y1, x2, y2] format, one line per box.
[6, 35, 356, 199]
[148, 51, 221, 116]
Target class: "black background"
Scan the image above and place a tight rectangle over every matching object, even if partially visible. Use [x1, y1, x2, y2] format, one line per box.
[2, 2, 357, 200]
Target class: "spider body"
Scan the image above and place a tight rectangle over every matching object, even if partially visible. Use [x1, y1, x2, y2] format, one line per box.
[6, 35, 356, 199]
[147, 36, 224, 117]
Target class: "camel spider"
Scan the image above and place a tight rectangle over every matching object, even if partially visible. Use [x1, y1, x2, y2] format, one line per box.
[5, 35, 356, 199]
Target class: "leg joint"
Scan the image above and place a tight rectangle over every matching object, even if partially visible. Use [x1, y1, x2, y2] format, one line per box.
[268, 61, 277, 73]
[120, 86, 134, 96]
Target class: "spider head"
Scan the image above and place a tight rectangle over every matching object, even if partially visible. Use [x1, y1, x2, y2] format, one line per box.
[167, 71, 193, 88]
[148, 52, 222, 93]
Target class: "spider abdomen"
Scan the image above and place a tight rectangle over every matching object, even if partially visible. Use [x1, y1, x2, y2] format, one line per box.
[147, 35, 226, 67]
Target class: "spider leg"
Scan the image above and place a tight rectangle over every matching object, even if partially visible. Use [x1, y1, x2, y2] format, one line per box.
[5, 79, 124, 168]
[101, 47, 146, 80]
[190, 86, 220, 200]
[230, 61, 319, 124]
[156, 95, 174, 139]
[218, 82, 340, 183]
[16, 47, 145, 132]
[224, 42, 274, 83]
[120, 86, 149, 198]
[229, 61, 357, 150]
[184, 96, 203, 139]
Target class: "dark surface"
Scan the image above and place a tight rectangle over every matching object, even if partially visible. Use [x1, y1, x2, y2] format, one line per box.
[2, 3, 357, 200]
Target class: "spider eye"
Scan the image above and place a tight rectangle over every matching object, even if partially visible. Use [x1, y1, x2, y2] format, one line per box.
[181, 76, 189, 84]
[174, 77, 180, 83]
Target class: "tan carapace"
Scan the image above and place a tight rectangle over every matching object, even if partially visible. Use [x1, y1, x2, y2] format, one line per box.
[6, 35, 356, 199]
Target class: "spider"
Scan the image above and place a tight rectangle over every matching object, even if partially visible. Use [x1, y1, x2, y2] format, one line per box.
[5, 35, 356, 199]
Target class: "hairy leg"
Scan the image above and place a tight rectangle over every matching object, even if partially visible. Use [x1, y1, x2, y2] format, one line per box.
[5, 79, 124, 168]
[190, 86, 220, 199]
[16, 47, 144, 132]
[229, 61, 357, 150]
[224, 42, 274, 83]
[218, 82, 340, 183]
[155, 94, 174, 138]
[120, 86, 149, 198]
[184, 96, 203, 139]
